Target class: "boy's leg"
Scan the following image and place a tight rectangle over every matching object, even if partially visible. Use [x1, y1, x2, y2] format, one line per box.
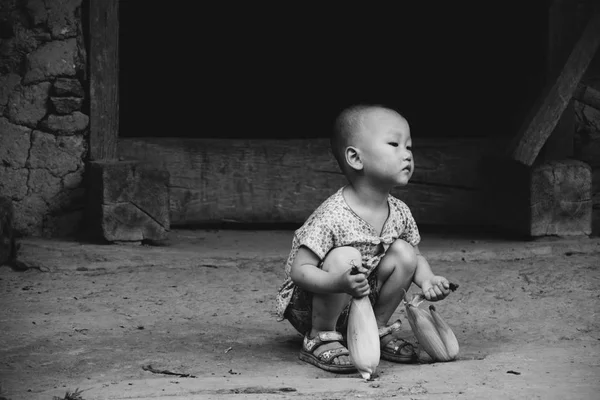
[374, 239, 417, 325]
[373, 239, 419, 362]
[301, 246, 361, 371]
[311, 246, 362, 336]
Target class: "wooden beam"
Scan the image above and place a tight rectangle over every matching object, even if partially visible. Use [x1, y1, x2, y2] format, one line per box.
[117, 137, 491, 227]
[541, 0, 585, 161]
[507, 8, 600, 166]
[89, 0, 119, 161]
[546, 0, 587, 81]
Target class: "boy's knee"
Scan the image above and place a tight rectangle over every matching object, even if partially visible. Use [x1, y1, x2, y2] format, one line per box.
[387, 239, 418, 271]
[322, 246, 362, 273]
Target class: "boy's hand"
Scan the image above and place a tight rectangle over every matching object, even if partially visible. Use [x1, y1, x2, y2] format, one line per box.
[340, 265, 370, 298]
[421, 276, 451, 301]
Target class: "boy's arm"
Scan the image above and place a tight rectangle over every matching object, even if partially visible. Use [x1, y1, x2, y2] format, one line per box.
[290, 246, 367, 296]
[413, 245, 451, 301]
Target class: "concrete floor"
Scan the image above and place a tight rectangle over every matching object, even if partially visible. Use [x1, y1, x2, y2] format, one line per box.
[0, 229, 599, 400]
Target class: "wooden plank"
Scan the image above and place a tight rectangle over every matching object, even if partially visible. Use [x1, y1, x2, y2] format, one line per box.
[89, 0, 119, 160]
[392, 184, 485, 227]
[118, 138, 489, 227]
[507, 8, 600, 166]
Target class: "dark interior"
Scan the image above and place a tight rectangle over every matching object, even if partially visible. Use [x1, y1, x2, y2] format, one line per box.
[119, 3, 549, 139]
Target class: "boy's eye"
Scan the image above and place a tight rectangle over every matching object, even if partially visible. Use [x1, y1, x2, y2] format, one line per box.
[407, 146, 412, 150]
[388, 142, 398, 147]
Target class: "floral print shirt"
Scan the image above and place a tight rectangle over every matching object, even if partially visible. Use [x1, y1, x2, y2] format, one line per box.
[275, 186, 421, 321]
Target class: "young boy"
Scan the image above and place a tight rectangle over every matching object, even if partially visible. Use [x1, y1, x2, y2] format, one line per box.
[275, 104, 452, 373]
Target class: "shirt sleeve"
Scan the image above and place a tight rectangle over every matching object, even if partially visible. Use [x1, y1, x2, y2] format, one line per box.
[294, 216, 335, 260]
[396, 201, 421, 247]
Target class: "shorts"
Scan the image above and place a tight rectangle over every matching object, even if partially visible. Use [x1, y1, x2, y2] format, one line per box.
[283, 267, 380, 336]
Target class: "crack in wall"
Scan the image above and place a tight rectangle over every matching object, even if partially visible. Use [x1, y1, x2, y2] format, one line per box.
[60, 164, 83, 187]
[128, 200, 167, 231]
[1, 1, 92, 237]
[25, 130, 34, 197]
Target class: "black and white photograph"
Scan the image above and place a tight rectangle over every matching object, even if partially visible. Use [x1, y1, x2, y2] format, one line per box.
[0, 1, 599, 399]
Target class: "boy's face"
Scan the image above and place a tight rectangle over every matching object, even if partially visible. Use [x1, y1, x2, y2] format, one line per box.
[354, 109, 414, 187]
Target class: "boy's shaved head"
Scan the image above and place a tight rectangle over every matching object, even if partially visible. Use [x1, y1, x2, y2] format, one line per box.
[331, 104, 398, 173]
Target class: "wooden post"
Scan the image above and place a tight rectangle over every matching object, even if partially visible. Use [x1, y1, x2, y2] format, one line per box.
[507, 7, 600, 166]
[89, 0, 119, 161]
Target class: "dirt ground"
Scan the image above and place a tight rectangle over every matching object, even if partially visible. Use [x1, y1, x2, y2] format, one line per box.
[0, 229, 599, 400]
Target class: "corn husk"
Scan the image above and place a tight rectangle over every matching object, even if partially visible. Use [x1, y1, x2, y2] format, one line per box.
[347, 295, 380, 379]
[403, 291, 459, 362]
[429, 304, 459, 359]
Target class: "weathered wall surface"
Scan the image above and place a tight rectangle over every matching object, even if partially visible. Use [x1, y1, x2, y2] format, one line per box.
[574, 51, 600, 235]
[0, 0, 87, 237]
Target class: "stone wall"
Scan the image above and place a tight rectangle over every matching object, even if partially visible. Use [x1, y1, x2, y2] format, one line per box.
[0, 0, 87, 237]
[574, 51, 600, 236]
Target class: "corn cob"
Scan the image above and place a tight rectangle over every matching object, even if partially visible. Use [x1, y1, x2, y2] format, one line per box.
[403, 291, 459, 362]
[346, 265, 380, 380]
[347, 295, 380, 379]
[429, 305, 459, 359]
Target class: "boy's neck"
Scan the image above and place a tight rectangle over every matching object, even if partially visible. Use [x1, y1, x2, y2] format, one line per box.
[344, 181, 390, 211]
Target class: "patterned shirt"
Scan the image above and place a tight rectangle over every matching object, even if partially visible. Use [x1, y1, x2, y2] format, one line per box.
[275, 186, 421, 321]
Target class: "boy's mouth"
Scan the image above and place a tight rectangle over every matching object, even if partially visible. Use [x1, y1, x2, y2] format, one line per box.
[402, 165, 412, 172]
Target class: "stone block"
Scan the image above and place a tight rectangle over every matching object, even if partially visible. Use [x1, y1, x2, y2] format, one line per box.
[12, 194, 47, 237]
[25, 0, 48, 26]
[101, 203, 168, 242]
[52, 78, 84, 97]
[86, 160, 170, 243]
[50, 96, 83, 114]
[47, 0, 82, 40]
[14, 19, 51, 52]
[0, 196, 15, 266]
[0, 166, 29, 200]
[28, 130, 84, 175]
[0, 117, 31, 168]
[29, 168, 62, 201]
[23, 39, 78, 84]
[0, 73, 21, 106]
[531, 160, 592, 236]
[484, 158, 592, 237]
[7, 82, 51, 127]
[40, 111, 88, 134]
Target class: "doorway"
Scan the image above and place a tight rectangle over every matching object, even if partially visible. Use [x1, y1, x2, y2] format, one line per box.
[118, 3, 548, 140]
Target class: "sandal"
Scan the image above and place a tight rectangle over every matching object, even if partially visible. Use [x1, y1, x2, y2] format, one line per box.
[379, 319, 418, 363]
[298, 331, 357, 373]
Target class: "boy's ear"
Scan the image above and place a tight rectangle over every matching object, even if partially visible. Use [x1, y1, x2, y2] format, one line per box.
[345, 146, 363, 171]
